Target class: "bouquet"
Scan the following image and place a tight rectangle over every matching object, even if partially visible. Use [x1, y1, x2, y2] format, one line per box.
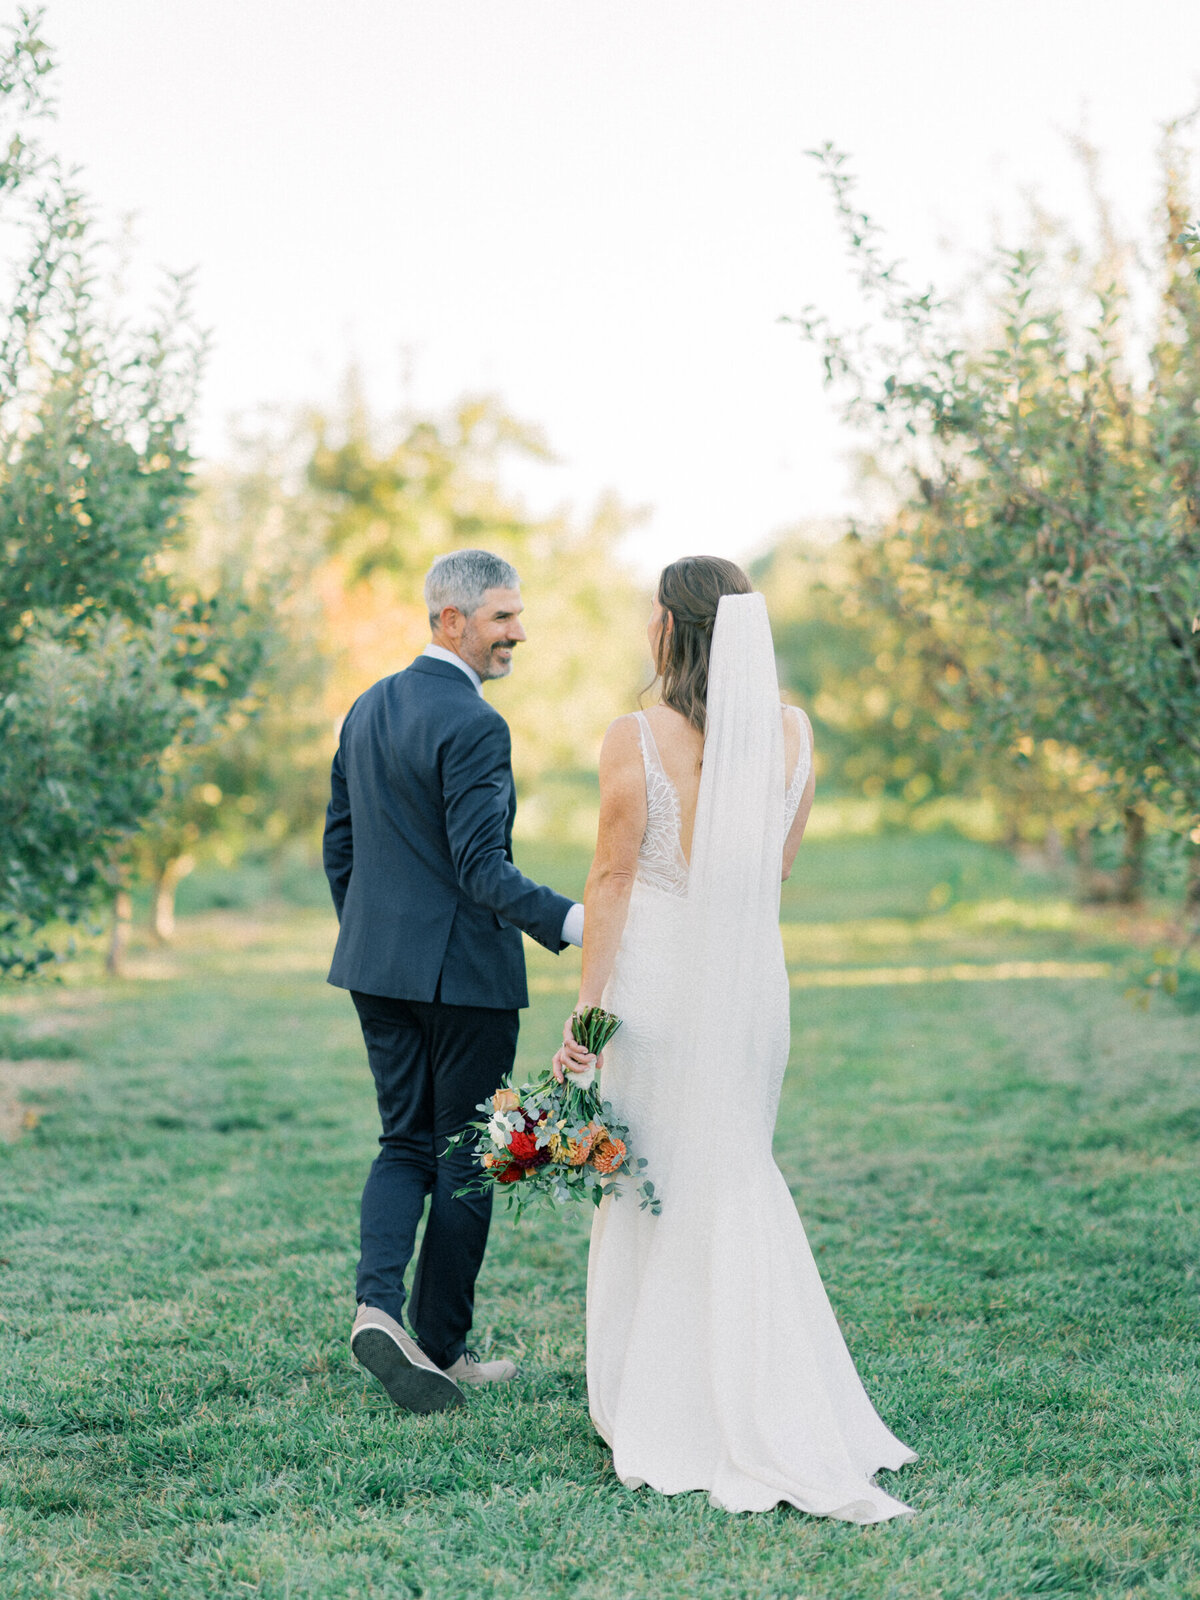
[452, 1007, 660, 1215]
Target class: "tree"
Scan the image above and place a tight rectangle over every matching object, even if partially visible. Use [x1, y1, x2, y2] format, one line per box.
[753, 525, 974, 808]
[307, 383, 555, 586]
[0, 11, 259, 976]
[131, 427, 331, 940]
[794, 138, 1200, 915]
[305, 386, 649, 811]
[754, 523, 1117, 874]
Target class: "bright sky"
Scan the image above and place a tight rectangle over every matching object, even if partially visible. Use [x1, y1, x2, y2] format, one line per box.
[42, 0, 1200, 573]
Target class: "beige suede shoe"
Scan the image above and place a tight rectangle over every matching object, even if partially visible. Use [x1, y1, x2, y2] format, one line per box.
[442, 1349, 519, 1387]
[350, 1304, 464, 1414]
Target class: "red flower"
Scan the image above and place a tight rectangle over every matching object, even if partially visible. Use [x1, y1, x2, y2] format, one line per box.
[496, 1163, 525, 1184]
[507, 1130, 551, 1169]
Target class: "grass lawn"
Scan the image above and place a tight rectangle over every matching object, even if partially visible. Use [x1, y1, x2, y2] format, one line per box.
[1, 832, 1197, 1599]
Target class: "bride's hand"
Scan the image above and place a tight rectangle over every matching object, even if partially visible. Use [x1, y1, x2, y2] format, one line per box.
[552, 1013, 599, 1084]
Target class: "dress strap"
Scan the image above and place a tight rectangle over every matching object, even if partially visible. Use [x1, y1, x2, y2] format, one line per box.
[783, 706, 812, 828]
[634, 710, 668, 778]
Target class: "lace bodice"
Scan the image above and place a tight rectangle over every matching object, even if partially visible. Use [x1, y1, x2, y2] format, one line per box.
[633, 713, 691, 898]
[633, 708, 811, 900]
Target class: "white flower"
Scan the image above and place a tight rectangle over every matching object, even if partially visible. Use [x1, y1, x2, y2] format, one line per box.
[488, 1115, 512, 1150]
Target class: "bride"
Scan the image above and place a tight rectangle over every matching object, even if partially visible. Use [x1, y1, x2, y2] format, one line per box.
[552, 555, 916, 1521]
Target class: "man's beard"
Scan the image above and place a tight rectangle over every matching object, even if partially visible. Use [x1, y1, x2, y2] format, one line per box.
[477, 642, 517, 681]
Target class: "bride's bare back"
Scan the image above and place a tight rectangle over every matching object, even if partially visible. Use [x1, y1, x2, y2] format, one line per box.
[639, 700, 813, 869]
[575, 697, 814, 1012]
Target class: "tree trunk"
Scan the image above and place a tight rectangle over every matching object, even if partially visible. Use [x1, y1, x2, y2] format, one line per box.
[1072, 825, 1099, 900]
[106, 888, 133, 977]
[151, 854, 195, 944]
[1073, 818, 1145, 904]
[1042, 826, 1067, 872]
[1185, 850, 1200, 919]
[1116, 807, 1147, 906]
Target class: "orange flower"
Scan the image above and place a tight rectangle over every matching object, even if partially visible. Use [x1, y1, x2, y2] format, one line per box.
[589, 1136, 627, 1175]
[492, 1087, 520, 1114]
[482, 1152, 504, 1169]
[561, 1121, 604, 1167]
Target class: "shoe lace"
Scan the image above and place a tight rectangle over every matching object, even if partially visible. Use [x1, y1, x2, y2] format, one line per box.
[460, 1347, 480, 1365]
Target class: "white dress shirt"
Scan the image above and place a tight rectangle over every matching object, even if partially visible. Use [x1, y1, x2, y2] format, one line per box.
[422, 641, 483, 693]
[419, 642, 584, 947]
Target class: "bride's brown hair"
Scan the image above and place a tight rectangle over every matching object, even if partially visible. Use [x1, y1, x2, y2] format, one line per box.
[650, 556, 753, 735]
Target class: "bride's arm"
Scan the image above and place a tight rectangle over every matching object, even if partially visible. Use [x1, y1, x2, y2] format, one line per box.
[782, 709, 815, 882]
[552, 716, 645, 1080]
[578, 715, 646, 1008]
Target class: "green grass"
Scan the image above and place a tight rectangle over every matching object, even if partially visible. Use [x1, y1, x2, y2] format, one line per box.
[1, 833, 1197, 1599]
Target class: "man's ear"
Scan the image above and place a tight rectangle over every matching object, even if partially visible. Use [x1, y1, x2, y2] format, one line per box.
[438, 605, 465, 640]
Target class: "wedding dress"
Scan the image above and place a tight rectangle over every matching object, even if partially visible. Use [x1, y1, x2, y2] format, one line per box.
[586, 593, 916, 1521]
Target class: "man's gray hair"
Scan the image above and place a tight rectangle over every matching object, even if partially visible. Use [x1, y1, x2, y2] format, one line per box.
[424, 549, 520, 628]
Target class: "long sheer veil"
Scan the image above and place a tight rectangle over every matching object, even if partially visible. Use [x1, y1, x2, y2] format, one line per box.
[683, 592, 787, 1110]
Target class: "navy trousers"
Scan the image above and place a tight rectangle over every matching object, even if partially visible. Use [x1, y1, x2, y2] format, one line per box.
[350, 989, 519, 1370]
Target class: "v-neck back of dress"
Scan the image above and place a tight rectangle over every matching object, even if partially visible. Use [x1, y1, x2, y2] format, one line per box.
[632, 708, 811, 901]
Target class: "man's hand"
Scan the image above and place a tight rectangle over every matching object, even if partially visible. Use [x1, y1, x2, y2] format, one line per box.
[552, 1011, 600, 1084]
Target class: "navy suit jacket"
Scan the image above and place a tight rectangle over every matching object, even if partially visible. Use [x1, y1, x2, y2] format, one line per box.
[323, 655, 573, 1009]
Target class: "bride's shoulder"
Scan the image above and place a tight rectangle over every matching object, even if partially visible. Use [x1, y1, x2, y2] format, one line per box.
[599, 714, 642, 760]
[642, 702, 697, 742]
[781, 700, 814, 754]
[598, 716, 647, 804]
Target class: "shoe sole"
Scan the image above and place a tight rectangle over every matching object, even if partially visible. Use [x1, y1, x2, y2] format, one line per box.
[351, 1329, 464, 1415]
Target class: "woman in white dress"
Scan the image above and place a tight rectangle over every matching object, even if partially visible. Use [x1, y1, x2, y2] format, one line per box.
[552, 556, 916, 1521]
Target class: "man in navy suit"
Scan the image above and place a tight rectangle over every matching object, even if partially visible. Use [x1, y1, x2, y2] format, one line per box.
[323, 549, 591, 1413]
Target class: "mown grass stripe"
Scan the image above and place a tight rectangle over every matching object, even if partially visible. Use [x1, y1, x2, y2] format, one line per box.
[530, 959, 1113, 996]
[789, 959, 1114, 988]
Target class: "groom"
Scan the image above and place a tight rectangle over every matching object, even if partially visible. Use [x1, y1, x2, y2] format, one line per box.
[323, 549, 589, 1414]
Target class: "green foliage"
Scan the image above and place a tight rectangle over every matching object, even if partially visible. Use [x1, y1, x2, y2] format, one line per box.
[1180, 217, 1200, 279]
[494, 492, 649, 792]
[305, 384, 650, 798]
[0, 12, 261, 976]
[0, 610, 248, 975]
[754, 527, 1112, 859]
[131, 431, 332, 922]
[754, 528, 974, 805]
[0, 15, 199, 659]
[307, 383, 554, 583]
[795, 141, 1200, 870]
[1127, 939, 1200, 1014]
